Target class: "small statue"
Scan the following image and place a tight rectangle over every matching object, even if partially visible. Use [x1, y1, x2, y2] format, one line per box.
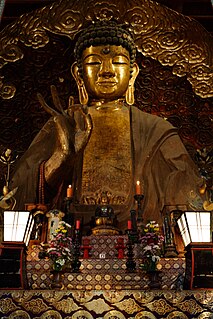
[92, 205, 119, 235]
[95, 205, 114, 226]
[46, 209, 65, 241]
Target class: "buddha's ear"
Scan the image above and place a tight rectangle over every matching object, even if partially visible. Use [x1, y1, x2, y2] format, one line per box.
[125, 62, 139, 105]
[71, 62, 89, 105]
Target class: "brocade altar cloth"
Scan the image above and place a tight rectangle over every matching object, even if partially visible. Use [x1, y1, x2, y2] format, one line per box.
[26, 235, 185, 291]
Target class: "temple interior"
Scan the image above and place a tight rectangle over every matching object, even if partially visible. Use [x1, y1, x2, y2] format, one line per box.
[0, 0, 213, 318]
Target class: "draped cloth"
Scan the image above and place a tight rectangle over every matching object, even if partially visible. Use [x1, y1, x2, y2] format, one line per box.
[10, 105, 202, 227]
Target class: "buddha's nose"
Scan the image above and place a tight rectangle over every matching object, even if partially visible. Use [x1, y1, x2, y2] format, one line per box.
[99, 60, 115, 77]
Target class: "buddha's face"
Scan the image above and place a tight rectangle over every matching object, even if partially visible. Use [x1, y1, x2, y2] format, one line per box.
[81, 45, 131, 102]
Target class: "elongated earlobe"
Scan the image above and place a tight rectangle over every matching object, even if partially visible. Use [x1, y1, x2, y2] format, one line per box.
[126, 85, 134, 105]
[79, 85, 89, 105]
[125, 62, 139, 105]
[71, 62, 89, 105]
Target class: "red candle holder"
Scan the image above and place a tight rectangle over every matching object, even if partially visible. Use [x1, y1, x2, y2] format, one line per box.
[115, 237, 126, 259]
[81, 238, 92, 259]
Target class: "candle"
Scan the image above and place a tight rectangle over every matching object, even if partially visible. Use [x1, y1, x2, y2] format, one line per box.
[76, 220, 80, 230]
[128, 220, 132, 230]
[136, 181, 141, 195]
[67, 184, 73, 197]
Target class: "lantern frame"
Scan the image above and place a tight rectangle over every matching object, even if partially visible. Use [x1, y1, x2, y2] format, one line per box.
[177, 211, 212, 247]
[0, 211, 34, 289]
[3, 210, 34, 246]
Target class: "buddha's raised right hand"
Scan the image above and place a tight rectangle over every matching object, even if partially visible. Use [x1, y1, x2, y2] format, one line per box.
[37, 85, 92, 186]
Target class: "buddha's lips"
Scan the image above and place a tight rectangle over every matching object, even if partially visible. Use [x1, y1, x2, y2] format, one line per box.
[97, 81, 117, 86]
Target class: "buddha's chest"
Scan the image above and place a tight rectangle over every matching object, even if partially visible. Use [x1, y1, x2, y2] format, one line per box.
[79, 105, 133, 205]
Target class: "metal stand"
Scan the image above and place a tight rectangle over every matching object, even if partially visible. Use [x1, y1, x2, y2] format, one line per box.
[134, 194, 144, 224]
[126, 230, 136, 272]
[64, 197, 74, 227]
[129, 209, 139, 243]
[71, 229, 81, 272]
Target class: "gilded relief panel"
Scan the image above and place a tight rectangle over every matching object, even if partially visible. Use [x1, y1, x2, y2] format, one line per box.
[0, 290, 212, 318]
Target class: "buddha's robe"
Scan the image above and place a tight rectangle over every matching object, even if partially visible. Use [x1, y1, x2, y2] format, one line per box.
[10, 105, 202, 228]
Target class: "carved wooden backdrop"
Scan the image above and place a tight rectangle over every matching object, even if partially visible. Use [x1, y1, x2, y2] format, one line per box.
[0, 0, 212, 191]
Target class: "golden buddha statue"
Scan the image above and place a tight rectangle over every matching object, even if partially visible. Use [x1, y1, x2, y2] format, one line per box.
[10, 21, 203, 235]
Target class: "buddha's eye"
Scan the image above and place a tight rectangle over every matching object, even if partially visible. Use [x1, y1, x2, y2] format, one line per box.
[86, 61, 101, 65]
[84, 56, 101, 65]
[113, 56, 129, 65]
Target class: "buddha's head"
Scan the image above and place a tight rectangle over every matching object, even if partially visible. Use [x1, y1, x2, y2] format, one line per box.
[72, 21, 139, 105]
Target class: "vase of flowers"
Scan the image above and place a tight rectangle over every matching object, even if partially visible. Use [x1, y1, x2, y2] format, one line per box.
[46, 221, 72, 289]
[50, 270, 65, 290]
[139, 221, 164, 289]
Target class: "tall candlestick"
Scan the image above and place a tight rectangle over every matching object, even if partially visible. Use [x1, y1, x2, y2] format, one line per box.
[128, 220, 132, 230]
[136, 181, 141, 195]
[67, 184, 73, 197]
[76, 220, 80, 230]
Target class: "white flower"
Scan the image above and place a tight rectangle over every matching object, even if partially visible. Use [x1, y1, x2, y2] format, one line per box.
[153, 244, 160, 249]
[59, 220, 72, 228]
[143, 245, 152, 251]
[47, 247, 56, 253]
[152, 256, 160, 262]
[56, 258, 65, 266]
[65, 222, 72, 228]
